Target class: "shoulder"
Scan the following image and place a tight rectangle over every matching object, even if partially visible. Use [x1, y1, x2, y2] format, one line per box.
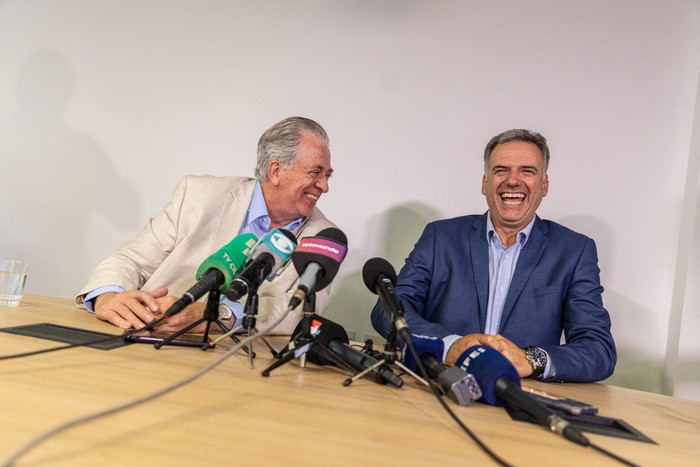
[301, 207, 337, 236]
[177, 175, 255, 192]
[536, 217, 592, 243]
[425, 214, 485, 236]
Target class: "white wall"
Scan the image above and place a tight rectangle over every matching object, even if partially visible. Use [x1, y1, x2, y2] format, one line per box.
[1, 0, 699, 400]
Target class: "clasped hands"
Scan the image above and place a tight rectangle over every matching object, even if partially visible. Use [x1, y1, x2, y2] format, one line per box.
[94, 287, 206, 333]
[446, 333, 533, 378]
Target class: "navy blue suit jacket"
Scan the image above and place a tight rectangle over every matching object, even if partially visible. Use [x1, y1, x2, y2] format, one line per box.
[371, 213, 616, 383]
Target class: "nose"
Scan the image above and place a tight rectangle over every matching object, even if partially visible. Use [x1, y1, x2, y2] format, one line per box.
[315, 174, 330, 193]
[505, 169, 522, 185]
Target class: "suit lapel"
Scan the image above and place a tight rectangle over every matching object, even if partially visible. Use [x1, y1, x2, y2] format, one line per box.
[213, 179, 256, 248]
[470, 214, 490, 331]
[500, 216, 549, 327]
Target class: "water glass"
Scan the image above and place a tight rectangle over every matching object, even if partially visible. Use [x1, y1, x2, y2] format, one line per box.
[0, 260, 29, 307]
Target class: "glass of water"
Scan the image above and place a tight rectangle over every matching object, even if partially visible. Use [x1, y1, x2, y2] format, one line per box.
[0, 260, 29, 307]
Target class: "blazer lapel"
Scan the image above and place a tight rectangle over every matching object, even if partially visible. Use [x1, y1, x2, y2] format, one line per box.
[213, 179, 256, 248]
[500, 216, 549, 327]
[470, 214, 490, 331]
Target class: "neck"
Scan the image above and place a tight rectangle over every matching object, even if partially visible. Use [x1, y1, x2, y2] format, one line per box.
[494, 228, 518, 248]
[260, 181, 296, 229]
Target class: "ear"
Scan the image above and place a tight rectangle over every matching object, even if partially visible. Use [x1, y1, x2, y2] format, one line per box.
[481, 174, 487, 195]
[542, 174, 549, 197]
[268, 161, 282, 185]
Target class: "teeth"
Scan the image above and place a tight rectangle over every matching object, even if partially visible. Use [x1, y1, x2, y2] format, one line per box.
[501, 193, 524, 199]
[307, 193, 319, 201]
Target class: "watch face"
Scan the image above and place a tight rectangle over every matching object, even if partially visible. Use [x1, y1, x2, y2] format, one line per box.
[533, 350, 546, 365]
[218, 305, 233, 320]
[526, 347, 546, 374]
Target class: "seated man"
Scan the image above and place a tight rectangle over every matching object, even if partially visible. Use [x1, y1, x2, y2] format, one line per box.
[371, 129, 616, 383]
[76, 116, 336, 335]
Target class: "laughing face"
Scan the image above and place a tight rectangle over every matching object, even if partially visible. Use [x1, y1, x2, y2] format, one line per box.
[264, 130, 333, 227]
[482, 140, 548, 242]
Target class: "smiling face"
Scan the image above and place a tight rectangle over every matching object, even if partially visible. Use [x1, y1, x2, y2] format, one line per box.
[262, 130, 333, 228]
[482, 140, 548, 243]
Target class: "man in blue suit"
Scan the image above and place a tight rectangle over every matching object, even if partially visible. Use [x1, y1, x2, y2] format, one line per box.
[371, 129, 616, 383]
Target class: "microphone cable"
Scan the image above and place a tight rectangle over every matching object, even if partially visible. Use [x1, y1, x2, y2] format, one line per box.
[587, 443, 640, 467]
[2, 303, 296, 466]
[407, 340, 640, 467]
[404, 340, 514, 467]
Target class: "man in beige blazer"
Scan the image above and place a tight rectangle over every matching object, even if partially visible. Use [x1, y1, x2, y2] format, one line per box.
[76, 117, 337, 335]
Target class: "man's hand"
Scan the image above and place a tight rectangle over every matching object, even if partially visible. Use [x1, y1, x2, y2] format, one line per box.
[446, 333, 534, 378]
[151, 300, 207, 332]
[445, 333, 503, 366]
[493, 334, 533, 378]
[94, 287, 170, 330]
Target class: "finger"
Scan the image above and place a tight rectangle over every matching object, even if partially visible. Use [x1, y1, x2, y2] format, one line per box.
[150, 287, 169, 299]
[98, 307, 145, 330]
[126, 290, 162, 314]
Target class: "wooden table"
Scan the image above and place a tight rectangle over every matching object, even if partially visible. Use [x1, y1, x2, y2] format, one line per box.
[1, 295, 698, 466]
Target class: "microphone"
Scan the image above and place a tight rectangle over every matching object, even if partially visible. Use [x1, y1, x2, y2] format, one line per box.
[403, 335, 482, 406]
[362, 257, 412, 343]
[288, 227, 348, 310]
[164, 233, 258, 318]
[456, 345, 589, 446]
[225, 228, 297, 301]
[292, 314, 404, 388]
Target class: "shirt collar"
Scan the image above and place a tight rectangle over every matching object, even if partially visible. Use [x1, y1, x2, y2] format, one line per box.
[486, 212, 536, 249]
[243, 180, 303, 233]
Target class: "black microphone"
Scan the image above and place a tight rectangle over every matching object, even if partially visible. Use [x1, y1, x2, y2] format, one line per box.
[288, 228, 348, 310]
[164, 232, 258, 318]
[362, 257, 412, 344]
[403, 334, 482, 406]
[291, 314, 404, 388]
[226, 228, 297, 301]
[456, 345, 589, 446]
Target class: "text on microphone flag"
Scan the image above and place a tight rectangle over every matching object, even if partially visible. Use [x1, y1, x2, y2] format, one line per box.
[295, 237, 348, 261]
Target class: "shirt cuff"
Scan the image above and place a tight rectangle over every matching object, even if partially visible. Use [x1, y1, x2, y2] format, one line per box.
[219, 296, 245, 329]
[442, 334, 462, 364]
[542, 348, 555, 379]
[83, 286, 126, 312]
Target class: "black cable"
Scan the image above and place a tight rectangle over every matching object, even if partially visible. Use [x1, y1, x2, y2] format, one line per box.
[405, 341, 514, 467]
[405, 342, 639, 467]
[2, 305, 292, 466]
[588, 441, 641, 467]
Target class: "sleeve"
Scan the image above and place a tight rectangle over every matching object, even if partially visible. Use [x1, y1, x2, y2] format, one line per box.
[370, 223, 458, 340]
[74, 176, 188, 307]
[541, 238, 617, 382]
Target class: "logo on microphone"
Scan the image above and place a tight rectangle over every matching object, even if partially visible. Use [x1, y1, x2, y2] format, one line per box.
[310, 319, 323, 337]
[457, 346, 486, 372]
[296, 237, 348, 262]
[268, 230, 296, 258]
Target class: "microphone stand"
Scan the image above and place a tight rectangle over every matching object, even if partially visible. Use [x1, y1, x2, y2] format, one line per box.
[154, 288, 251, 356]
[344, 322, 428, 388]
[261, 291, 354, 377]
[261, 291, 320, 376]
[240, 289, 280, 368]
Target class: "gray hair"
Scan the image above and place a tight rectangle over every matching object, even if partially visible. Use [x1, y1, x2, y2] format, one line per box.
[255, 117, 330, 180]
[483, 129, 550, 173]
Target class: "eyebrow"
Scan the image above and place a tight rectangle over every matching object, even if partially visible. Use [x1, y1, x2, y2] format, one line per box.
[492, 164, 538, 172]
[309, 165, 333, 174]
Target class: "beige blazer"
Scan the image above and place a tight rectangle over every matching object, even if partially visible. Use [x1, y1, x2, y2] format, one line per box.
[76, 175, 337, 334]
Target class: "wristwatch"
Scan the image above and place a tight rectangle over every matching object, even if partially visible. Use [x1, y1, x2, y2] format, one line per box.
[218, 303, 233, 321]
[525, 346, 547, 379]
